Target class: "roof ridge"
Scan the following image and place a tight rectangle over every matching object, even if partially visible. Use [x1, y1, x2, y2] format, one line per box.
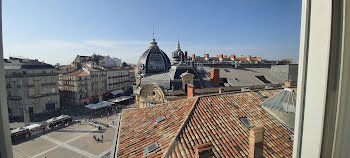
[161, 97, 200, 158]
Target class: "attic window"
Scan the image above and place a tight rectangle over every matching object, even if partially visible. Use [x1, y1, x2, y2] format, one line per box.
[255, 75, 271, 84]
[154, 116, 166, 124]
[143, 142, 159, 155]
[239, 117, 255, 128]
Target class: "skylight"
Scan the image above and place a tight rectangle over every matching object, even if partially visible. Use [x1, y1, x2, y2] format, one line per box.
[239, 117, 255, 128]
[255, 75, 271, 84]
[154, 116, 166, 124]
[143, 142, 159, 155]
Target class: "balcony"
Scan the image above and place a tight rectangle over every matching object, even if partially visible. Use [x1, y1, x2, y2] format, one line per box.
[6, 72, 59, 78]
[28, 92, 59, 98]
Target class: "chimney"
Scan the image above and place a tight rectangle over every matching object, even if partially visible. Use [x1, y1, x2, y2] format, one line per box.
[218, 54, 223, 62]
[210, 69, 220, 85]
[257, 56, 262, 61]
[284, 79, 293, 88]
[223, 55, 227, 58]
[249, 126, 265, 158]
[187, 84, 195, 98]
[204, 54, 209, 60]
[247, 55, 252, 61]
[219, 88, 224, 94]
[230, 54, 236, 61]
[192, 54, 196, 60]
[194, 142, 214, 158]
[184, 51, 188, 60]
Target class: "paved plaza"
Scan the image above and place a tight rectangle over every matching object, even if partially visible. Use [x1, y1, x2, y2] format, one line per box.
[12, 113, 120, 158]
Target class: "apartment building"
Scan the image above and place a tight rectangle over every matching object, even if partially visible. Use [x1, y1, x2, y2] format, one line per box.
[58, 70, 92, 106]
[107, 68, 130, 92]
[4, 57, 60, 118]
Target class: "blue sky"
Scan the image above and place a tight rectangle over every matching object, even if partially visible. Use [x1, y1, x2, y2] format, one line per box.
[3, 0, 302, 65]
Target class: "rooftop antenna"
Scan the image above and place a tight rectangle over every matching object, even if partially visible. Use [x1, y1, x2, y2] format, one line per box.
[153, 24, 155, 40]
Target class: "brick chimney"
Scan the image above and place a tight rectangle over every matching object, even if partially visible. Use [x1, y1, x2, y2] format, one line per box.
[210, 69, 220, 85]
[204, 54, 209, 60]
[285, 79, 293, 88]
[249, 126, 265, 158]
[187, 84, 195, 98]
[184, 51, 188, 60]
[219, 88, 224, 94]
[192, 54, 196, 60]
[194, 142, 214, 158]
[230, 54, 236, 61]
[223, 55, 227, 58]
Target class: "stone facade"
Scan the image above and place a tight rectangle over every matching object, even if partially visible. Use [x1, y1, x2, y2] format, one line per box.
[107, 69, 130, 92]
[59, 66, 132, 106]
[136, 84, 166, 108]
[58, 70, 92, 106]
[4, 57, 60, 118]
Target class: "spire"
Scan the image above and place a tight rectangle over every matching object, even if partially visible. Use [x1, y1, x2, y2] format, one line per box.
[150, 25, 157, 47]
[153, 25, 155, 41]
[177, 38, 180, 50]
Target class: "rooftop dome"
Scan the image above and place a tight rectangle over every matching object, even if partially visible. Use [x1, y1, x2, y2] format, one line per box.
[136, 34, 171, 75]
[171, 40, 184, 64]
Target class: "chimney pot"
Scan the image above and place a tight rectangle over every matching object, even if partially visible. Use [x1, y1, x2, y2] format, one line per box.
[223, 55, 227, 58]
[184, 51, 188, 60]
[192, 54, 196, 60]
[249, 126, 265, 158]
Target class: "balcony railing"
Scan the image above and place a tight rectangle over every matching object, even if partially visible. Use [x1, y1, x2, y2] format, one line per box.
[28, 92, 59, 98]
[6, 72, 59, 78]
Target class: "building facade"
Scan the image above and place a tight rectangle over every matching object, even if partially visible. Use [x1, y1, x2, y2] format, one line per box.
[4, 57, 60, 118]
[59, 64, 132, 106]
[58, 70, 92, 106]
[107, 68, 130, 92]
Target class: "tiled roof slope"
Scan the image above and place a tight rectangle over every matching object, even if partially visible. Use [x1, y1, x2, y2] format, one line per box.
[117, 98, 198, 157]
[165, 91, 293, 158]
[117, 89, 293, 158]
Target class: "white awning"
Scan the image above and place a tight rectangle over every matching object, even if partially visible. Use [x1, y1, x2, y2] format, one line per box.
[84, 101, 113, 110]
[110, 89, 124, 95]
[108, 96, 133, 103]
[26, 124, 42, 130]
[46, 115, 72, 124]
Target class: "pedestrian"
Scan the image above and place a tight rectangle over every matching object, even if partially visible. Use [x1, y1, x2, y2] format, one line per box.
[93, 134, 96, 141]
[101, 135, 104, 141]
[112, 120, 115, 125]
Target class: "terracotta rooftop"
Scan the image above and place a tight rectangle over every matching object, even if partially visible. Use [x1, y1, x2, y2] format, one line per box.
[117, 98, 198, 157]
[116, 89, 293, 158]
